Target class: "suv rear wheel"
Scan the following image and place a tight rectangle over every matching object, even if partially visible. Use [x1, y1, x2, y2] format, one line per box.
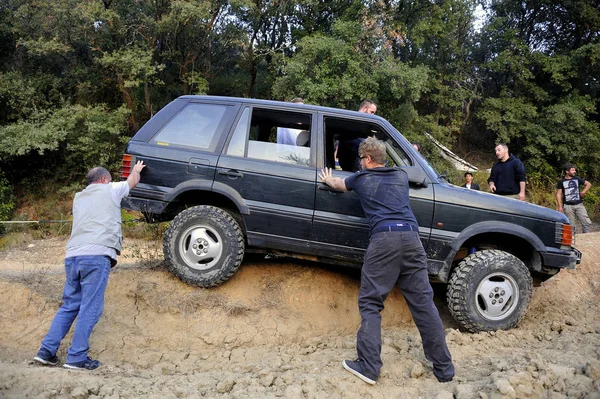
[447, 249, 533, 332]
[163, 205, 245, 287]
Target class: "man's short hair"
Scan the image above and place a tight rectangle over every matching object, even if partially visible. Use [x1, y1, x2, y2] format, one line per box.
[359, 99, 376, 110]
[359, 137, 387, 165]
[87, 167, 111, 185]
[563, 163, 576, 172]
[290, 97, 304, 104]
[495, 143, 509, 150]
[464, 172, 473, 177]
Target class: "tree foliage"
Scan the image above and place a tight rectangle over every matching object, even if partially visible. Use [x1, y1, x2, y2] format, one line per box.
[0, 0, 598, 189]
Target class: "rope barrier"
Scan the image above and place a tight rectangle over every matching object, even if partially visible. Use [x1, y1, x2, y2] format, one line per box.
[0, 219, 147, 224]
[0, 220, 72, 224]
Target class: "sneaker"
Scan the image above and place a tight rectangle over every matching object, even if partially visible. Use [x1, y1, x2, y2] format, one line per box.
[342, 359, 377, 385]
[63, 357, 101, 370]
[33, 349, 59, 366]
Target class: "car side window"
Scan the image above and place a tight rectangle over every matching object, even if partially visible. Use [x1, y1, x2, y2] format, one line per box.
[226, 107, 312, 167]
[323, 116, 411, 171]
[226, 107, 250, 157]
[151, 103, 227, 150]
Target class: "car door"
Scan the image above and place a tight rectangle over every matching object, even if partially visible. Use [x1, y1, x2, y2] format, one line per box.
[310, 113, 434, 261]
[216, 105, 318, 255]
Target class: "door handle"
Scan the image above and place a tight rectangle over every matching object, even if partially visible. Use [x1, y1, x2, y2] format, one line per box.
[218, 169, 243, 178]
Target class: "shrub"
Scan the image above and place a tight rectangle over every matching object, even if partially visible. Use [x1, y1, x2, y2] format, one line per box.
[0, 170, 14, 234]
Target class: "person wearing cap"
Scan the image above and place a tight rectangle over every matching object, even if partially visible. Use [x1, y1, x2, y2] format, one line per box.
[556, 163, 592, 233]
[319, 137, 454, 385]
[462, 172, 480, 190]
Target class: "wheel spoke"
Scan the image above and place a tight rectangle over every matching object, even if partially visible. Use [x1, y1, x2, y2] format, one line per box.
[190, 228, 209, 243]
[204, 241, 222, 259]
[183, 230, 204, 264]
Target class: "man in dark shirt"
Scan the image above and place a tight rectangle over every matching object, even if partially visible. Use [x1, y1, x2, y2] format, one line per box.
[318, 137, 454, 385]
[487, 143, 526, 200]
[336, 100, 377, 171]
[462, 172, 480, 190]
[556, 163, 592, 233]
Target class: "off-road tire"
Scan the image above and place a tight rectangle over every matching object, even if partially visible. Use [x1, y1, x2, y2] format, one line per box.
[447, 249, 533, 332]
[163, 205, 244, 287]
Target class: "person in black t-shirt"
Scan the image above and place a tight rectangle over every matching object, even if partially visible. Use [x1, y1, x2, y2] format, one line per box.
[556, 163, 592, 233]
[319, 137, 454, 385]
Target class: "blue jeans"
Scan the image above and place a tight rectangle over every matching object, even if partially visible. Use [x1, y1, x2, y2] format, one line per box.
[357, 231, 454, 381]
[40, 256, 110, 363]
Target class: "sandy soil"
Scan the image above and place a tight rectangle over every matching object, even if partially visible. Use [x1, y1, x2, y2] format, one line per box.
[0, 234, 599, 399]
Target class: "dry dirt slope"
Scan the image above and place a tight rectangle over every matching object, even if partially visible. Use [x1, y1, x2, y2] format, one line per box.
[0, 234, 599, 399]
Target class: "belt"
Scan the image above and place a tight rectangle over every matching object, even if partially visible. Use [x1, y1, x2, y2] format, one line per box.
[371, 223, 417, 235]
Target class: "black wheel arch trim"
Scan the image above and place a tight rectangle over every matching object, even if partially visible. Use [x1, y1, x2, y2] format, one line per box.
[450, 221, 546, 252]
[435, 221, 547, 283]
[163, 180, 250, 215]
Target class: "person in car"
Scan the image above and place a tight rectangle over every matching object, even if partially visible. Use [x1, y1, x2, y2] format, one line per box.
[318, 137, 454, 385]
[277, 97, 306, 146]
[336, 100, 378, 171]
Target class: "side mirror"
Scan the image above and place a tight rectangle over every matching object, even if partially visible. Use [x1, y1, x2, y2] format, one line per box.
[401, 166, 429, 187]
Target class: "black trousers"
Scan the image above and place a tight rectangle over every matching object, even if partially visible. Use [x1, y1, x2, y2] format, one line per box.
[356, 230, 454, 381]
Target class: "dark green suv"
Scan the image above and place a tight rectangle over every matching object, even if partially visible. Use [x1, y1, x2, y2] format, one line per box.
[121, 95, 581, 332]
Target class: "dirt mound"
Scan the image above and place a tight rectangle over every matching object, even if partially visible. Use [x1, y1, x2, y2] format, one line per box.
[0, 234, 599, 398]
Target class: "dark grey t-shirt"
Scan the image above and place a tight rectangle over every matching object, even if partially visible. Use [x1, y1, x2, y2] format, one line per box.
[344, 167, 418, 234]
[556, 177, 586, 205]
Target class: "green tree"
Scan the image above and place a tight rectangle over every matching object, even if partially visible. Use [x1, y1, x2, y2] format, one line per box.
[475, 0, 600, 177]
[272, 19, 429, 120]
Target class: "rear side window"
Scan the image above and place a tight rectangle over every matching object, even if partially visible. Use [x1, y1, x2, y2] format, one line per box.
[225, 107, 313, 167]
[151, 103, 227, 149]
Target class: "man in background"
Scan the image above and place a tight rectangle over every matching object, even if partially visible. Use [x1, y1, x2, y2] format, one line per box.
[487, 143, 526, 200]
[358, 99, 377, 115]
[34, 161, 145, 370]
[556, 163, 592, 233]
[462, 172, 480, 190]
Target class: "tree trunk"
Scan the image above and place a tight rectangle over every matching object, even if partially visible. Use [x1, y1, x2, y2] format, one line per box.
[118, 75, 138, 132]
[144, 82, 152, 117]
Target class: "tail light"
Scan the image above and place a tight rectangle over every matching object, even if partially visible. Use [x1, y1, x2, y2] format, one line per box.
[555, 223, 574, 247]
[120, 154, 134, 179]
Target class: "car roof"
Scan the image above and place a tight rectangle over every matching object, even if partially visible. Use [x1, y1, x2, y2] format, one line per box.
[178, 95, 384, 121]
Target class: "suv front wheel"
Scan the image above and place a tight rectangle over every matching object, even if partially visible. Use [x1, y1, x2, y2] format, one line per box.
[163, 205, 245, 287]
[447, 249, 533, 332]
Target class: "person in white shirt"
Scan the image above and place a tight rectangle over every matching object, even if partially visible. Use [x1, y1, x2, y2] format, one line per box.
[33, 161, 145, 370]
